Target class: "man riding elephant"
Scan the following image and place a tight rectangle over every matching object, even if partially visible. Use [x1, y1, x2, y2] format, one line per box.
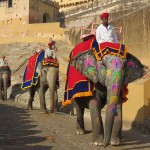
[0, 56, 11, 100]
[62, 13, 146, 148]
[22, 42, 59, 113]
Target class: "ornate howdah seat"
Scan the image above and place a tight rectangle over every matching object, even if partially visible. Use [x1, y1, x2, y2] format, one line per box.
[42, 58, 59, 67]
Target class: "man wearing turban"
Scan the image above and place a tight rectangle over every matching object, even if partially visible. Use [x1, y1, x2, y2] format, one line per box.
[44, 42, 56, 59]
[0, 56, 8, 67]
[96, 12, 118, 44]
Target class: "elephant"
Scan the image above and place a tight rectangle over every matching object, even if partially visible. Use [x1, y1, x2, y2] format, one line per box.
[62, 36, 146, 147]
[66, 48, 145, 147]
[27, 60, 59, 113]
[0, 66, 11, 100]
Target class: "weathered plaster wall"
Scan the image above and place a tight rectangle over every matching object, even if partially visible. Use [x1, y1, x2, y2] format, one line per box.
[29, 0, 59, 23]
[0, 0, 63, 41]
[0, 0, 29, 26]
[0, 22, 68, 43]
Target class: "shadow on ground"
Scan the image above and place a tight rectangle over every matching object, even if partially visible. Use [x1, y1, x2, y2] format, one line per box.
[57, 101, 77, 116]
[9, 83, 27, 100]
[0, 103, 52, 150]
[119, 129, 150, 150]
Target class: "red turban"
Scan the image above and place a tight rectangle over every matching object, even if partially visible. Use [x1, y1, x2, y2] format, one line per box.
[100, 13, 109, 19]
[2, 56, 5, 59]
[48, 42, 52, 46]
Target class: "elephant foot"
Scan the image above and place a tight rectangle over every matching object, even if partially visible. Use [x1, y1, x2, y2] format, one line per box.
[27, 101, 33, 110]
[110, 138, 121, 146]
[27, 107, 33, 110]
[49, 109, 58, 113]
[110, 140, 121, 146]
[91, 142, 103, 146]
[54, 109, 58, 113]
[3, 97, 7, 101]
[76, 129, 85, 135]
[40, 109, 47, 114]
[91, 136, 103, 146]
[49, 110, 54, 113]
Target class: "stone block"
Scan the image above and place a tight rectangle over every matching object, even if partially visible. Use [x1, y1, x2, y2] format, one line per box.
[123, 79, 150, 125]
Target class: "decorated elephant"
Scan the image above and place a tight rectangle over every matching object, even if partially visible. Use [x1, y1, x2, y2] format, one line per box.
[62, 36, 146, 147]
[0, 66, 11, 100]
[21, 51, 59, 113]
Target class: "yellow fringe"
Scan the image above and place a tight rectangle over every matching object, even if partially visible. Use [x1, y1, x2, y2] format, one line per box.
[42, 60, 59, 66]
[62, 91, 93, 107]
[65, 57, 70, 62]
[64, 77, 67, 82]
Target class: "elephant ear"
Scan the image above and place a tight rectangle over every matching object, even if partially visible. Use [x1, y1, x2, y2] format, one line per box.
[123, 53, 146, 84]
[73, 50, 99, 83]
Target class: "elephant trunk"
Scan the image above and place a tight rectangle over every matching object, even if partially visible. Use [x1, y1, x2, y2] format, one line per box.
[103, 110, 115, 147]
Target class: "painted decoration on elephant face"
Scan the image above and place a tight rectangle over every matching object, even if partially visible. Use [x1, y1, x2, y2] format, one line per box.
[84, 57, 94, 69]
[84, 57, 96, 76]
[126, 61, 135, 68]
[106, 69, 111, 77]
[108, 96, 119, 112]
[110, 58, 122, 70]
[87, 67, 95, 76]
[126, 61, 136, 77]
[111, 71, 121, 81]
[96, 61, 106, 85]
[97, 62, 106, 77]
[81, 53, 98, 83]
[111, 84, 120, 95]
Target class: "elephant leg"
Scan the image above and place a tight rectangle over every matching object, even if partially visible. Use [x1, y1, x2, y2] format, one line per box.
[54, 90, 58, 112]
[89, 98, 103, 146]
[75, 98, 85, 135]
[48, 86, 55, 113]
[0, 74, 3, 100]
[3, 73, 8, 100]
[37, 82, 47, 113]
[27, 87, 35, 110]
[47, 68, 57, 113]
[110, 99, 122, 146]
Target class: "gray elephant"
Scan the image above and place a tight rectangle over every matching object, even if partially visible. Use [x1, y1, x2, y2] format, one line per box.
[0, 66, 11, 100]
[27, 60, 59, 113]
[63, 37, 145, 147]
[22, 50, 59, 113]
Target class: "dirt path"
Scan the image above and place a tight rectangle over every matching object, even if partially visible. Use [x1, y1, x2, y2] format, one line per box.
[0, 101, 150, 150]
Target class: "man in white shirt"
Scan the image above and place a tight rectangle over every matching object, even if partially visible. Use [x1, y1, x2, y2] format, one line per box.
[45, 42, 56, 59]
[0, 56, 8, 67]
[96, 12, 118, 44]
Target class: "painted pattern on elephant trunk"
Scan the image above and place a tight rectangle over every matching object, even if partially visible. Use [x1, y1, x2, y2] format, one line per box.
[97, 55, 126, 113]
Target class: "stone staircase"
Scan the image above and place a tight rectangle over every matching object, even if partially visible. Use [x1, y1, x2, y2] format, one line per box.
[60, 0, 149, 28]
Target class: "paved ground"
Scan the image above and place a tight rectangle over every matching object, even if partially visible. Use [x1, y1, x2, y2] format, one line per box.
[0, 101, 150, 150]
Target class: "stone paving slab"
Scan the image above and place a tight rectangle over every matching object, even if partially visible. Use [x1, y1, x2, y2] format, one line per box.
[0, 101, 150, 150]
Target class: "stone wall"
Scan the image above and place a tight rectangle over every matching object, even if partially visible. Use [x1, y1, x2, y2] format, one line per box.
[29, 0, 59, 23]
[0, 22, 68, 43]
[0, 0, 66, 42]
[0, 0, 59, 25]
[0, 0, 29, 26]
[111, 4, 150, 65]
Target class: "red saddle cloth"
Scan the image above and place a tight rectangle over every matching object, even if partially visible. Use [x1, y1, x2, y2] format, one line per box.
[62, 37, 96, 107]
[42, 58, 59, 66]
[93, 42, 127, 60]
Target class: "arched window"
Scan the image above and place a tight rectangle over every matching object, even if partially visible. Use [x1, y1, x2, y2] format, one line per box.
[8, 0, 12, 8]
[43, 13, 51, 23]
